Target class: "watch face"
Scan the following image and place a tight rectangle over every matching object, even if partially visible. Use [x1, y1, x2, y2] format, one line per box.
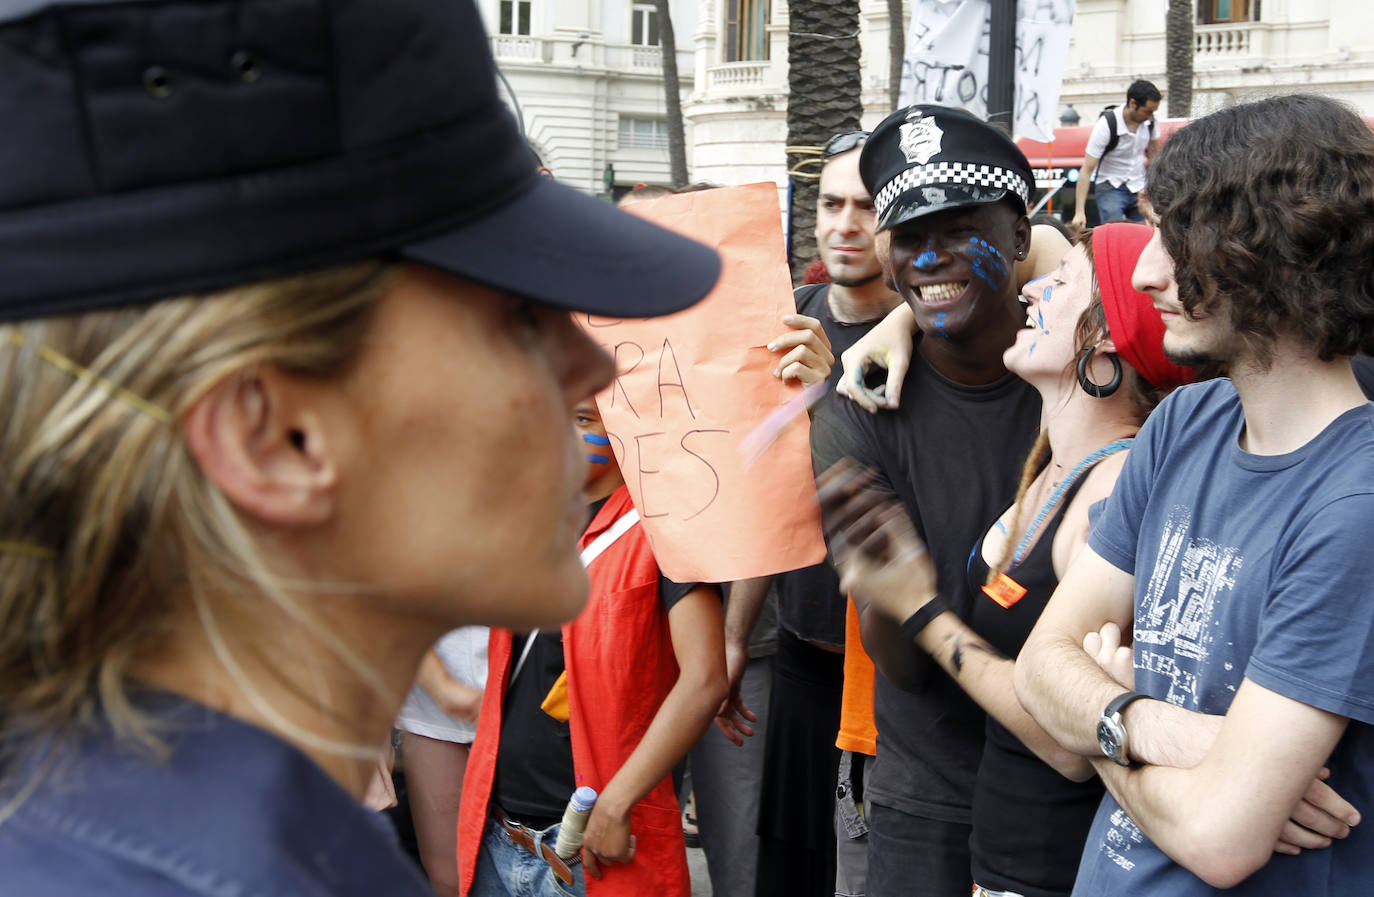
[1098, 718, 1124, 759]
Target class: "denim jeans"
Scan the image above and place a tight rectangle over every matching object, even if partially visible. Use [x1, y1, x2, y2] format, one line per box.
[1094, 181, 1143, 223]
[469, 816, 586, 897]
[834, 750, 873, 897]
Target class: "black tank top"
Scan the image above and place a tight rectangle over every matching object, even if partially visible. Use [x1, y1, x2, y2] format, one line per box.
[964, 465, 1108, 897]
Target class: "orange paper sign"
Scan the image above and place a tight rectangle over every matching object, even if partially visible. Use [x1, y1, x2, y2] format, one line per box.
[579, 182, 827, 582]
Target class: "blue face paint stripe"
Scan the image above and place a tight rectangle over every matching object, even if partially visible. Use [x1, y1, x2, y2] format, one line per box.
[967, 237, 1008, 292]
[914, 250, 938, 268]
[583, 433, 611, 446]
[587, 454, 610, 465]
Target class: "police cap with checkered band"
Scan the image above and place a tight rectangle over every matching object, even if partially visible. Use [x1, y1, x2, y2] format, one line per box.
[859, 104, 1035, 233]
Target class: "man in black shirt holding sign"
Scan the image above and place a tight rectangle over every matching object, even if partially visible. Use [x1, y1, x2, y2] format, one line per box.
[746, 131, 905, 897]
[811, 106, 1042, 896]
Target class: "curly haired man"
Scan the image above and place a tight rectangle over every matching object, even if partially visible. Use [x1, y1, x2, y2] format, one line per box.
[1017, 94, 1374, 895]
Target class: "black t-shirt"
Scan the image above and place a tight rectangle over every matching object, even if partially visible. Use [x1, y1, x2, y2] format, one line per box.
[492, 496, 701, 827]
[965, 472, 1106, 897]
[811, 344, 1040, 823]
[775, 284, 890, 647]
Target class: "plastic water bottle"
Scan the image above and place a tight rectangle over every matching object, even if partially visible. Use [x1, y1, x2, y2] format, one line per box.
[553, 786, 598, 859]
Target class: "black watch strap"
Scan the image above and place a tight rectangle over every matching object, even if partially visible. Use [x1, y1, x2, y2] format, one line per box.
[1105, 691, 1149, 718]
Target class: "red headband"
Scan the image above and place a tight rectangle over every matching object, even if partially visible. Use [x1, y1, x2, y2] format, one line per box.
[1094, 223, 1195, 392]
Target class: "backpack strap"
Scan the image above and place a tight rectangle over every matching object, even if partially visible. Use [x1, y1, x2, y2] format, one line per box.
[1094, 107, 1120, 183]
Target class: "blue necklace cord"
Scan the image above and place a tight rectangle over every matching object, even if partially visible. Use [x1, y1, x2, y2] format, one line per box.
[1011, 437, 1134, 566]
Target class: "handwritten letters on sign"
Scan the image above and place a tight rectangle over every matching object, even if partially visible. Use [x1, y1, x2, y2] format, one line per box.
[580, 183, 827, 582]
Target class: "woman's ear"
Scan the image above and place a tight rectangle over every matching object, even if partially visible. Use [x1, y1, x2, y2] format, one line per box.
[1097, 336, 1120, 356]
[182, 368, 340, 526]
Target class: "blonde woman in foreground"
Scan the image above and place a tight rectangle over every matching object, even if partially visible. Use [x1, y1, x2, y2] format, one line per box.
[0, 3, 718, 896]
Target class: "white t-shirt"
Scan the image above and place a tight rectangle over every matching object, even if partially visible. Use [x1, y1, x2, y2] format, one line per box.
[396, 626, 488, 743]
[1084, 106, 1153, 193]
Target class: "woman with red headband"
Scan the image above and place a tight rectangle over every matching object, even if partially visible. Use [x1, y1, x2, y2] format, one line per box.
[822, 223, 1192, 897]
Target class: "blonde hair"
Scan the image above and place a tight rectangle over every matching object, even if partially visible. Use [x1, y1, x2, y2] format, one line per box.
[0, 261, 393, 780]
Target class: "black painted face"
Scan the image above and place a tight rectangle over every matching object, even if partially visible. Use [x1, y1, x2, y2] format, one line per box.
[885, 202, 1029, 342]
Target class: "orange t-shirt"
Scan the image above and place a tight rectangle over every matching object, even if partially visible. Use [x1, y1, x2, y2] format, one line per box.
[836, 597, 878, 755]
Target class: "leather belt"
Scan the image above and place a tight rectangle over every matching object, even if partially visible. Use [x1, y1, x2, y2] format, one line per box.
[492, 805, 579, 887]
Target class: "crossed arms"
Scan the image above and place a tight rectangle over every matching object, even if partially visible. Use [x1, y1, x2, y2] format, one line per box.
[1014, 547, 1357, 889]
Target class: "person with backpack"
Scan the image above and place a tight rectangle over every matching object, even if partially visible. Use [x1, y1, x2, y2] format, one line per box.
[1072, 80, 1162, 230]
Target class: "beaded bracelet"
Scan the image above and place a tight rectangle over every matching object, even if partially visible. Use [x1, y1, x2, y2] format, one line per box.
[898, 595, 949, 644]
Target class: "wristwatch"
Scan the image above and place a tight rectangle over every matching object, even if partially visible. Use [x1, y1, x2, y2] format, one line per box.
[1097, 691, 1149, 767]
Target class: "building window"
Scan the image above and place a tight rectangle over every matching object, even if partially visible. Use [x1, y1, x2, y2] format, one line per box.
[619, 117, 669, 150]
[499, 0, 531, 36]
[1199, 0, 1258, 24]
[725, 0, 770, 62]
[631, 3, 660, 47]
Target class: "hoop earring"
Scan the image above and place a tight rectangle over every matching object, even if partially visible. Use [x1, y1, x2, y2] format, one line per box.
[1077, 348, 1122, 398]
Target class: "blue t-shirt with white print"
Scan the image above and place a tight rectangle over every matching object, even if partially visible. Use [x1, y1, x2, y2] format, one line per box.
[1076, 377, 1374, 896]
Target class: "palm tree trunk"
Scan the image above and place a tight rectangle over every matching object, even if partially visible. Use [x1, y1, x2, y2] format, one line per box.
[1165, 0, 1194, 119]
[787, 0, 863, 281]
[654, 0, 689, 187]
[888, 0, 905, 112]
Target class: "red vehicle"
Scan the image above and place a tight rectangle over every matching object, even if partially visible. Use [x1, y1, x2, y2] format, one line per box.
[1013, 117, 1191, 222]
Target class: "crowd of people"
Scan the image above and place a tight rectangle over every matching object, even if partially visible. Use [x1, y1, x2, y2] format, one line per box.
[2, 4, 1374, 897]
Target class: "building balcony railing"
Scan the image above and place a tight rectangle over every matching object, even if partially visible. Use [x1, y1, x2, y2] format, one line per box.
[707, 60, 772, 90]
[629, 46, 662, 70]
[1195, 22, 1254, 58]
[488, 36, 675, 74]
[492, 35, 546, 62]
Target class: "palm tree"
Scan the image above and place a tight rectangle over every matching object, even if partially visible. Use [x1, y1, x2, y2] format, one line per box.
[1165, 0, 1194, 118]
[888, 0, 904, 112]
[654, 0, 689, 187]
[787, 0, 863, 281]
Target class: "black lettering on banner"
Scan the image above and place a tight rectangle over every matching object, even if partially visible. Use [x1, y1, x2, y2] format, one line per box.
[913, 20, 932, 51]
[957, 69, 978, 104]
[610, 342, 644, 418]
[657, 338, 695, 419]
[1029, 0, 1073, 25]
[911, 60, 931, 100]
[1017, 33, 1045, 77]
[634, 432, 669, 519]
[583, 313, 621, 329]
[913, 61, 969, 104]
[680, 429, 729, 521]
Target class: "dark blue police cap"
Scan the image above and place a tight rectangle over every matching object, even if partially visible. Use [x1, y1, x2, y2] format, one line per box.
[0, 0, 720, 321]
[859, 104, 1034, 233]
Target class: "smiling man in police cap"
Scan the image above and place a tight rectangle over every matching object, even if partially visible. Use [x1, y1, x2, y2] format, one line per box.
[811, 105, 1041, 896]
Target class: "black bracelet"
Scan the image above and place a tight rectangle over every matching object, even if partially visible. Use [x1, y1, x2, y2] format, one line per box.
[898, 595, 949, 644]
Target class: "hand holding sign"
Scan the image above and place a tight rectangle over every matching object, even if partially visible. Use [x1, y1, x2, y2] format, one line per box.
[581, 183, 827, 582]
